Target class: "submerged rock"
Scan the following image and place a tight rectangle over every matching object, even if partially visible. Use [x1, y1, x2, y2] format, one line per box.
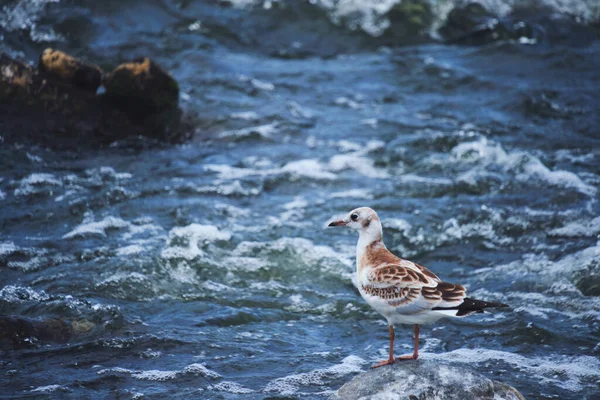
[0, 315, 95, 345]
[334, 359, 524, 400]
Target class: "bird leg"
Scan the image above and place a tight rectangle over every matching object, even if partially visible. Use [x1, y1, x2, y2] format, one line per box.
[371, 325, 395, 368]
[396, 324, 419, 361]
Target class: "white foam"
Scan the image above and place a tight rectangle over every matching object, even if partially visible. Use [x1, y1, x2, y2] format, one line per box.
[94, 166, 133, 180]
[0, 241, 18, 256]
[98, 363, 220, 381]
[283, 197, 309, 210]
[131, 370, 179, 381]
[195, 180, 261, 197]
[214, 203, 251, 218]
[287, 101, 315, 120]
[231, 111, 260, 120]
[548, 216, 600, 238]
[210, 381, 254, 394]
[428, 348, 600, 392]
[334, 96, 363, 109]
[204, 164, 264, 180]
[222, 256, 271, 272]
[115, 244, 145, 256]
[281, 159, 337, 180]
[7, 255, 46, 272]
[250, 78, 275, 91]
[451, 138, 596, 196]
[183, 363, 221, 378]
[234, 237, 352, 269]
[361, 118, 378, 128]
[162, 223, 231, 260]
[400, 174, 453, 186]
[26, 153, 44, 163]
[207, 140, 387, 183]
[329, 153, 389, 178]
[0, 285, 49, 303]
[383, 218, 412, 233]
[264, 355, 366, 395]
[285, 294, 313, 312]
[31, 385, 63, 393]
[63, 216, 130, 239]
[97, 272, 149, 287]
[219, 122, 278, 140]
[477, 242, 600, 283]
[14, 173, 62, 196]
[0, 0, 63, 41]
[329, 188, 374, 199]
[201, 280, 233, 292]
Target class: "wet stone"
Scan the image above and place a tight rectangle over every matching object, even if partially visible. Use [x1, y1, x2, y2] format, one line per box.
[333, 360, 525, 400]
[0, 52, 186, 148]
[385, 0, 434, 40]
[0, 316, 76, 345]
[439, 3, 538, 45]
[39, 48, 103, 92]
[104, 57, 179, 115]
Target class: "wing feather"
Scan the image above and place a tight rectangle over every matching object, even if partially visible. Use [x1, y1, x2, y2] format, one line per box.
[360, 263, 466, 313]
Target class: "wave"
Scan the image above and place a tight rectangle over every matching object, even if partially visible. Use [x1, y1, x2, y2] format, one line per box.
[1, 0, 598, 62]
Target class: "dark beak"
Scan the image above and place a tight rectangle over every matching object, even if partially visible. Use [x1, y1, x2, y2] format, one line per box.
[328, 220, 346, 227]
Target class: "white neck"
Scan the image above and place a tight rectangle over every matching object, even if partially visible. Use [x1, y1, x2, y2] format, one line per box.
[356, 219, 383, 271]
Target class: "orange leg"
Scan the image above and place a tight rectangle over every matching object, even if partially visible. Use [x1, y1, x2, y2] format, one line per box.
[371, 325, 395, 368]
[396, 324, 419, 361]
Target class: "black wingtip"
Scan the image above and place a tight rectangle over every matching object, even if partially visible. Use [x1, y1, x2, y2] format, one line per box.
[487, 301, 510, 309]
[433, 298, 509, 316]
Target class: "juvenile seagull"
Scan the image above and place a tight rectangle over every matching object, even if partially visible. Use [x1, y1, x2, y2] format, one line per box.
[328, 207, 507, 368]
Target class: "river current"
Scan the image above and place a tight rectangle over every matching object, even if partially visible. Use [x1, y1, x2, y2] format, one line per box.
[1, 0, 599, 399]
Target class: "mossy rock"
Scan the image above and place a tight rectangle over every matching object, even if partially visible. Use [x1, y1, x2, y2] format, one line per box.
[386, 0, 434, 39]
[104, 57, 180, 116]
[0, 53, 186, 148]
[39, 48, 103, 92]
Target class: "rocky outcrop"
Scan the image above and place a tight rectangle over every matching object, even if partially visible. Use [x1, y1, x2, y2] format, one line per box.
[334, 359, 525, 400]
[0, 50, 187, 149]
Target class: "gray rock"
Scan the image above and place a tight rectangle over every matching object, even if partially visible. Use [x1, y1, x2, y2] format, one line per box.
[334, 359, 525, 400]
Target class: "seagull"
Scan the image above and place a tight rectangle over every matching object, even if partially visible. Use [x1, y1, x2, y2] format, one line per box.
[328, 207, 508, 368]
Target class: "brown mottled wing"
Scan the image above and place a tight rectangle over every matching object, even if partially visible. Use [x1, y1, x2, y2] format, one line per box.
[368, 264, 437, 287]
[436, 282, 467, 305]
[414, 262, 441, 282]
[362, 264, 441, 311]
[421, 281, 467, 307]
[362, 264, 467, 311]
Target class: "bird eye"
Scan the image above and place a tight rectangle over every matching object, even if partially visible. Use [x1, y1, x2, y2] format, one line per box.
[351, 213, 358, 221]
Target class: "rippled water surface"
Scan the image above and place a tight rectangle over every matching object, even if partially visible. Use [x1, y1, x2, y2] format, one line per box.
[1, 0, 600, 399]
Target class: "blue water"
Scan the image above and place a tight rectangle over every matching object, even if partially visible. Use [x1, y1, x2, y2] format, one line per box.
[1, 1, 599, 398]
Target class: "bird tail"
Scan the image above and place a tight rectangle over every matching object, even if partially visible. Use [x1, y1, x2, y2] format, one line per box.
[433, 297, 509, 317]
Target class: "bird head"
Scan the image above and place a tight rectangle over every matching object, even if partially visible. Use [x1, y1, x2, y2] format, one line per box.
[328, 207, 380, 233]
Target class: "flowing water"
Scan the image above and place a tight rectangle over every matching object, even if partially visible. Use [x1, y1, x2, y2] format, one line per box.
[1, 0, 600, 398]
